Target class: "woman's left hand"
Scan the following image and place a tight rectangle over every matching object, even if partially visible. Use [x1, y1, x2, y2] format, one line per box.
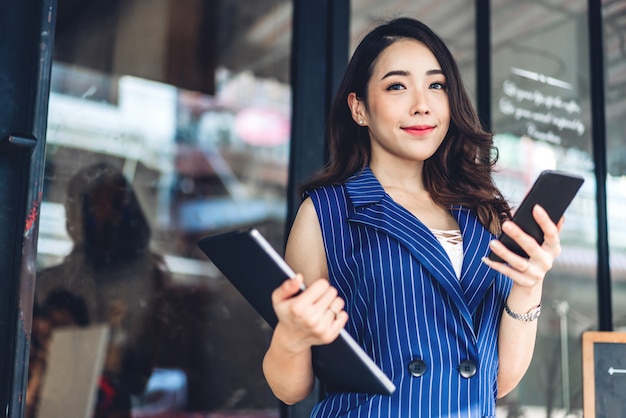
[483, 204, 564, 288]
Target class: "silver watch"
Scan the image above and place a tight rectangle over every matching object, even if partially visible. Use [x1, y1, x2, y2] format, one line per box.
[504, 303, 541, 322]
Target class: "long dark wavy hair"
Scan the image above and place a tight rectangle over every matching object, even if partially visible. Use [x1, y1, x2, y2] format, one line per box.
[300, 17, 511, 234]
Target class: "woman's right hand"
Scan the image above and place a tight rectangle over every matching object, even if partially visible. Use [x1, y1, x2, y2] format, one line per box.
[271, 274, 348, 354]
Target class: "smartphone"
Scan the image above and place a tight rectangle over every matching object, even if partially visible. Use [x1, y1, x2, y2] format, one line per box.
[488, 170, 584, 262]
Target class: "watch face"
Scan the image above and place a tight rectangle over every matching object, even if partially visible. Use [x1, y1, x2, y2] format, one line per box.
[528, 306, 541, 320]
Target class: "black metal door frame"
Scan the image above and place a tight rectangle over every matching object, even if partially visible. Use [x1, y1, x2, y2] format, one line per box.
[587, 0, 612, 332]
[284, 1, 349, 416]
[0, 0, 57, 416]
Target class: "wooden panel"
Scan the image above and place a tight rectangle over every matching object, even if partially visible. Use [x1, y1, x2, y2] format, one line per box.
[582, 331, 626, 418]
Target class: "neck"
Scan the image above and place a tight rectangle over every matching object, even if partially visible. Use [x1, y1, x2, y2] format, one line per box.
[369, 161, 426, 195]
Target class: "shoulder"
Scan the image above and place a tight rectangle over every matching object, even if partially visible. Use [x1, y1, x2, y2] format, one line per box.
[304, 183, 350, 216]
[285, 197, 328, 285]
[305, 183, 346, 200]
[292, 197, 318, 226]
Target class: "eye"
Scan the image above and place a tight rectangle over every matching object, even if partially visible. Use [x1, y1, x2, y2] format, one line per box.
[386, 83, 406, 91]
[430, 82, 447, 91]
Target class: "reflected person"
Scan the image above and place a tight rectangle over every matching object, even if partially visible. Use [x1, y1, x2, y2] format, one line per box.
[34, 162, 172, 418]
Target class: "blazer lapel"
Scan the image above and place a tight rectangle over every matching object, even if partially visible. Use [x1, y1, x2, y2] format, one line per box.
[453, 207, 498, 314]
[345, 168, 474, 329]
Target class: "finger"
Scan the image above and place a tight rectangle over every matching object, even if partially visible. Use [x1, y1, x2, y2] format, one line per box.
[318, 311, 350, 344]
[500, 221, 541, 255]
[500, 216, 558, 265]
[283, 279, 336, 325]
[482, 256, 539, 287]
[325, 308, 339, 322]
[272, 274, 305, 304]
[326, 297, 346, 320]
[532, 205, 559, 232]
[488, 240, 533, 272]
[301, 281, 344, 328]
[332, 311, 349, 330]
[488, 233, 552, 277]
[313, 283, 339, 313]
[532, 205, 562, 258]
[299, 278, 333, 306]
[328, 297, 346, 315]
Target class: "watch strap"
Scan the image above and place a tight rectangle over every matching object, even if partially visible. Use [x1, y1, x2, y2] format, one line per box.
[504, 302, 541, 322]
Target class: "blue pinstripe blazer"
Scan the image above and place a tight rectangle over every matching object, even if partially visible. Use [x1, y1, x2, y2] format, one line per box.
[308, 167, 512, 418]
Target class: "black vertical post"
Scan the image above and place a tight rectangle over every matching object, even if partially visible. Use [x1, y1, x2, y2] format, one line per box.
[283, 0, 349, 417]
[475, 0, 491, 131]
[286, 0, 349, 231]
[0, 0, 57, 416]
[326, 1, 350, 123]
[588, 0, 612, 331]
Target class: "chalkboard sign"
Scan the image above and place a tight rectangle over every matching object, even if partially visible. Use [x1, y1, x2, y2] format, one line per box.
[582, 331, 626, 417]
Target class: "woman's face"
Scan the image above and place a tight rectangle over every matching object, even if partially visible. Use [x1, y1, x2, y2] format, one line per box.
[349, 39, 451, 169]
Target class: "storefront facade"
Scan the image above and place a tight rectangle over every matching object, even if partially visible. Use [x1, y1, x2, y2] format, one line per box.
[1, 0, 623, 417]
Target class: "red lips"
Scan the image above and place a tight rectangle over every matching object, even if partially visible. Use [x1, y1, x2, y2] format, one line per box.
[402, 125, 435, 136]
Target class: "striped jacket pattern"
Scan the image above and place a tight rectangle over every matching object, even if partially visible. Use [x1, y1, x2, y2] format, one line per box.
[307, 167, 512, 418]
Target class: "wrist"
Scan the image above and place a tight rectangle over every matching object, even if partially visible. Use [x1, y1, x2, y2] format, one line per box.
[272, 323, 312, 355]
[507, 282, 542, 309]
[510, 279, 543, 296]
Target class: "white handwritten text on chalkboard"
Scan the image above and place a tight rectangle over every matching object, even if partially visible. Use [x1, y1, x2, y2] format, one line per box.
[499, 78, 585, 145]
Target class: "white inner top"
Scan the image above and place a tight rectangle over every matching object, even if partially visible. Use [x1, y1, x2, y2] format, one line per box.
[431, 228, 463, 279]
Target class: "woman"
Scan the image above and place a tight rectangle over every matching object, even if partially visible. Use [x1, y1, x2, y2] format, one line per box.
[263, 17, 562, 417]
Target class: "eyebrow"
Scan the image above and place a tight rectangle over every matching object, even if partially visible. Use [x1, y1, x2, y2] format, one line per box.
[380, 69, 444, 80]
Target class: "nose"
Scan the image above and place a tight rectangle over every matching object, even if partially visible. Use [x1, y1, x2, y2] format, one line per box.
[411, 90, 430, 115]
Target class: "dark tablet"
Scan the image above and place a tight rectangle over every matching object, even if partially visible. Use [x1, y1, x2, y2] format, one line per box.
[197, 228, 396, 396]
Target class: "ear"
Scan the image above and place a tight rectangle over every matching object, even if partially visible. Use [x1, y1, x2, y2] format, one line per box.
[347, 92, 367, 126]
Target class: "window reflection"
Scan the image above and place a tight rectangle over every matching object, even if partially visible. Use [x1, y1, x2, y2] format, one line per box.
[604, 1, 626, 332]
[34, 63, 288, 416]
[491, 1, 597, 416]
[27, 0, 626, 416]
[31, 162, 175, 418]
[32, 1, 291, 416]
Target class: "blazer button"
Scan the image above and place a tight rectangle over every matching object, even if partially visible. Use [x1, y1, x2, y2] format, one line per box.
[459, 360, 477, 378]
[408, 359, 427, 377]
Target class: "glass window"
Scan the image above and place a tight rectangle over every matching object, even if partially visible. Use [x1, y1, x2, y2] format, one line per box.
[29, 1, 291, 417]
[604, 1, 626, 332]
[491, 1, 595, 415]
